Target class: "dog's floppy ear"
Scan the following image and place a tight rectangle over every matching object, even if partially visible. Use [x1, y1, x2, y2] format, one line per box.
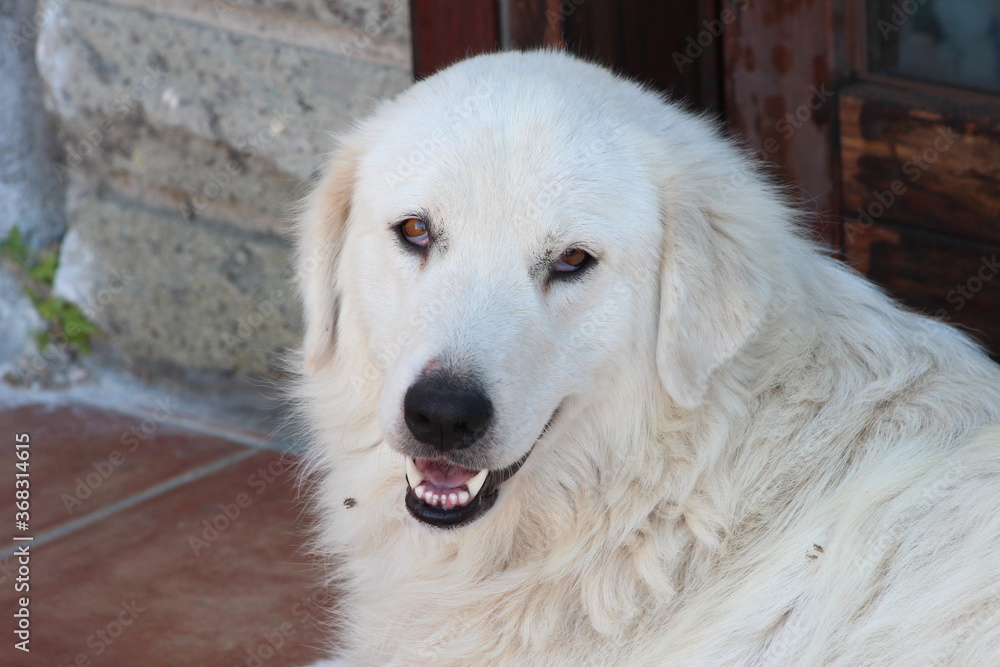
[656, 197, 774, 409]
[295, 136, 362, 373]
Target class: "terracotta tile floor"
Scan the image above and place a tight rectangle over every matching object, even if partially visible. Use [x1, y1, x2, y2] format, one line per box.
[0, 402, 332, 666]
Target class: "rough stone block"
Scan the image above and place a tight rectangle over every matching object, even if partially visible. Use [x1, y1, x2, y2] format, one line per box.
[30, 0, 414, 380]
[53, 192, 300, 375]
[36, 0, 412, 233]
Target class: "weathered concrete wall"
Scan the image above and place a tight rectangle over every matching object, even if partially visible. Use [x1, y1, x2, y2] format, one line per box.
[1, 0, 65, 247]
[29, 0, 411, 377]
[1, 1, 65, 375]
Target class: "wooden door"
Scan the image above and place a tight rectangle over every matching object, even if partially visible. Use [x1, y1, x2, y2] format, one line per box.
[410, 0, 719, 108]
[838, 2, 1000, 355]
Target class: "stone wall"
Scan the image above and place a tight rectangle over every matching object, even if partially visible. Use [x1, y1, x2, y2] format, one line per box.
[1, 1, 63, 373]
[15, 0, 411, 381]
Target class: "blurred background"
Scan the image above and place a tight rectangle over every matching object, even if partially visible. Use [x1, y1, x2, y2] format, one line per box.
[1, 0, 413, 413]
[0, 0, 998, 664]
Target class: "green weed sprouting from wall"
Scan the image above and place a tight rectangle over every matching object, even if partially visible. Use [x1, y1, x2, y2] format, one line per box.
[1, 227, 97, 353]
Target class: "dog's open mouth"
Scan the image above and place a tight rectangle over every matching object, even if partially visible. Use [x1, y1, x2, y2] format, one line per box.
[403, 409, 557, 528]
[404, 452, 531, 528]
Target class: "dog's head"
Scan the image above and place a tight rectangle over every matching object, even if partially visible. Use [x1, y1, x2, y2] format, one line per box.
[297, 51, 784, 529]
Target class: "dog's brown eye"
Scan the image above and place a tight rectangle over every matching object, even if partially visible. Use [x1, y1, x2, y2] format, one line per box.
[553, 248, 590, 273]
[399, 217, 430, 247]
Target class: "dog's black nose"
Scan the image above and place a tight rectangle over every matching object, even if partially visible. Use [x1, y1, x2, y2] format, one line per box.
[404, 375, 493, 451]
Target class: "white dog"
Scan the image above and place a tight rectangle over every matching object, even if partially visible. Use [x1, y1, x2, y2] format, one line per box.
[294, 51, 1000, 665]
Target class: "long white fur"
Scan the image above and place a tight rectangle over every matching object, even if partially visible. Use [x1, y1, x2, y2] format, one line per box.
[293, 51, 1000, 665]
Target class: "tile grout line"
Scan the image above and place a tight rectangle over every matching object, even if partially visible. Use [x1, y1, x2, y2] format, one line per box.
[0, 448, 260, 560]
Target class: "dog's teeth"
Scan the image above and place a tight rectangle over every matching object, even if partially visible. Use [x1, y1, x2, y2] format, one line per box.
[405, 458, 425, 489]
[411, 466, 486, 508]
[466, 469, 489, 500]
